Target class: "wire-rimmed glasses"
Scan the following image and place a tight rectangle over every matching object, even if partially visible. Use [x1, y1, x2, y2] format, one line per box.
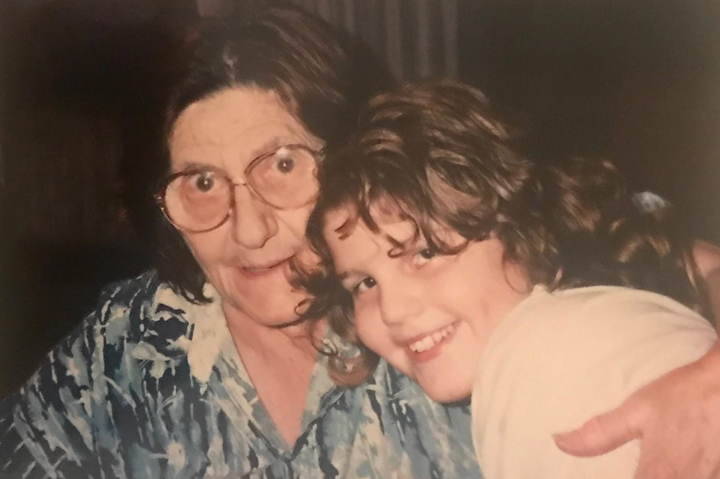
[155, 144, 320, 233]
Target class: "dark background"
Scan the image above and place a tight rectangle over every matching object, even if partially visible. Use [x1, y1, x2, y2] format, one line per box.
[1, 0, 718, 397]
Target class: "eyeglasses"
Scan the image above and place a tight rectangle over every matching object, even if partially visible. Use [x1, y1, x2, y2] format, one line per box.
[155, 144, 320, 233]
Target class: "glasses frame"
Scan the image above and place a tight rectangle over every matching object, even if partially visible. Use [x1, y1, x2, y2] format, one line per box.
[155, 143, 320, 234]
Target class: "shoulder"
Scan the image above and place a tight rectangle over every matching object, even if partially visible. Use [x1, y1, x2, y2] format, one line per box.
[475, 285, 717, 430]
[495, 286, 714, 349]
[91, 269, 230, 385]
[92, 270, 196, 353]
[0, 271, 224, 477]
[475, 285, 717, 423]
[10, 270, 205, 399]
[472, 287, 716, 478]
[555, 286, 714, 347]
[481, 286, 715, 387]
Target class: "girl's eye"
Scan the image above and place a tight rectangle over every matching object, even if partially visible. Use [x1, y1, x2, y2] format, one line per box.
[352, 277, 377, 296]
[418, 248, 437, 260]
[412, 246, 438, 266]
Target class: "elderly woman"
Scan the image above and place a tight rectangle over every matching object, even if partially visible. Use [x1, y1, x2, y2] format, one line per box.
[0, 3, 719, 479]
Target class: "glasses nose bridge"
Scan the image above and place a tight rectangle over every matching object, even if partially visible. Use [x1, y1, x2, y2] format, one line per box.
[228, 172, 248, 189]
[226, 174, 273, 222]
[227, 175, 258, 207]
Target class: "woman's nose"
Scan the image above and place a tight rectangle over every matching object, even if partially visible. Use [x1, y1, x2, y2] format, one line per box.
[229, 186, 279, 249]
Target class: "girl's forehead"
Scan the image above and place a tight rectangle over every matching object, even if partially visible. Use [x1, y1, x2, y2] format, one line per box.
[323, 204, 417, 247]
[322, 199, 464, 254]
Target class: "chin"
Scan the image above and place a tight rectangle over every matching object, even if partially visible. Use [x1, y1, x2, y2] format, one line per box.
[422, 383, 472, 404]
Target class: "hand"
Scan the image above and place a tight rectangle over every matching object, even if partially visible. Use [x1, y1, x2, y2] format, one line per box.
[553, 342, 720, 479]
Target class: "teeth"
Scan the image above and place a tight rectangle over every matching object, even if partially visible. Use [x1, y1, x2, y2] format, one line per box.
[412, 337, 435, 353]
[408, 324, 455, 353]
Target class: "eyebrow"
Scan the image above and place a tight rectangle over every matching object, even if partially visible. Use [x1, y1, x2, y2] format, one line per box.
[247, 137, 284, 161]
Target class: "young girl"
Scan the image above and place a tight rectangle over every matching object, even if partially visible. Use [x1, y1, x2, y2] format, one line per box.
[298, 80, 716, 478]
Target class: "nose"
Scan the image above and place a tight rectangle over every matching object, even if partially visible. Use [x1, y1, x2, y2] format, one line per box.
[229, 185, 279, 249]
[377, 276, 424, 327]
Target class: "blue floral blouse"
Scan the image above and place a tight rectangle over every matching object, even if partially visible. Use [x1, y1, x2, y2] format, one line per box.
[0, 271, 483, 479]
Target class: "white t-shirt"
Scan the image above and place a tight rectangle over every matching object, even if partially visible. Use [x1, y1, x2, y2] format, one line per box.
[472, 286, 716, 479]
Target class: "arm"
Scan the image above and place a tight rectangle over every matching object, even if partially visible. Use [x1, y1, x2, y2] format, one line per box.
[554, 343, 720, 479]
[553, 240, 720, 479]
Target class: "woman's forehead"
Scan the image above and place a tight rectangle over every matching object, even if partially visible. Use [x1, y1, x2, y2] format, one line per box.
[169, 87, 320, 170]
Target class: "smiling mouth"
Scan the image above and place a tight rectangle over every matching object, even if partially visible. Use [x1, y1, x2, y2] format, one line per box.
[407, 323, 457, 353]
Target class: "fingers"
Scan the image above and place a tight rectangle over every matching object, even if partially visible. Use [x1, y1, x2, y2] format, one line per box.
[553, 403, 644, 457]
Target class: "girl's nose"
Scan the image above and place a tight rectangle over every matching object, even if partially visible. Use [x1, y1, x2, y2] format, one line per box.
[378, 276, 424, 327]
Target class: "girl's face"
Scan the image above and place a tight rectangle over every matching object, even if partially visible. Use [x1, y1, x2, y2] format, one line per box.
[324, 206, 529, 402]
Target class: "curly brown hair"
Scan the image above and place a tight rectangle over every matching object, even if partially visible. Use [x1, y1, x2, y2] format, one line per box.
[296, 80, 710, 386]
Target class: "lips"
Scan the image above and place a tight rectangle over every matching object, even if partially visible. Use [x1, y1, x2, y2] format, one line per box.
[238, 256, 293, 278]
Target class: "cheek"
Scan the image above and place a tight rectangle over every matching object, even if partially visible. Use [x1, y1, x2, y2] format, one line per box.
[455, 282, 493, 327]
[279, 204, 314, 237]
[183, 230, 226, 269]
[353, 301, 376, 344]
[353, 299, 389, 353]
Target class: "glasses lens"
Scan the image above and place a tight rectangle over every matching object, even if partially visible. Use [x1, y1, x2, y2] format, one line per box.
[248, 145, 318, 208]
[163, 170, 231, 231]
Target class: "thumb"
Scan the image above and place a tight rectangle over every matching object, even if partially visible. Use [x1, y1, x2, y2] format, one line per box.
[553, 402, 645, 457]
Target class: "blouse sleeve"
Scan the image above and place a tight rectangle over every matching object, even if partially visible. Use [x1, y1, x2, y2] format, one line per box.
[0, 311, 103, 478]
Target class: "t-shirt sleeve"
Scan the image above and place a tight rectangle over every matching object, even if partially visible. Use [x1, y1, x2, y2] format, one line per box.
[471, 287, 717, 479]
[0, 311, 103, 478]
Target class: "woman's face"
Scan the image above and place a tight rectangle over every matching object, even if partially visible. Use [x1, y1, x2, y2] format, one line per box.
[323, 206, 529, 402]
[169, 87, 322, 327]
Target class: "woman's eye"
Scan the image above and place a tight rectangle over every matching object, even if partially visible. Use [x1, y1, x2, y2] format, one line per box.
[271, 149, 298, 174]
[352, 277, 377, 296]
[192, 172, 216, 192]
[275, 156, 296, 174]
